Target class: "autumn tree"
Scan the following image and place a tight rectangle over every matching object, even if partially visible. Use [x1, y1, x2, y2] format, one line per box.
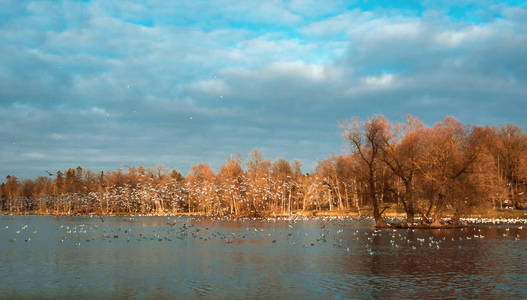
[315, 156, 347, 211]
[416, 118, 488, 224]
[342, 115, 390, 227]
[2, 175, 19, 211]
[218, 155, 246, 216]
[272, 158, 294, 214]
[380, 115, 424, 223]
[186, 163, 216, 213]
[490, 124, 527, 208]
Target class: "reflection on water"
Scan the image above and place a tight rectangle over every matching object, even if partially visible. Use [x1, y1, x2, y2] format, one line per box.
[1, 216, 526, 299]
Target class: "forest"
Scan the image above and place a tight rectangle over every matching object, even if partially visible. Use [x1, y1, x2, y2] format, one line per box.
[2, 115, 527, 226]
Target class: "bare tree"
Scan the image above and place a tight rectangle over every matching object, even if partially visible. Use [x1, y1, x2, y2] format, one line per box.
[342, 115, 389, 227]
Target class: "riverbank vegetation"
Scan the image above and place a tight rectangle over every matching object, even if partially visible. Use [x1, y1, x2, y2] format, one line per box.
[2, 115, 527, 227]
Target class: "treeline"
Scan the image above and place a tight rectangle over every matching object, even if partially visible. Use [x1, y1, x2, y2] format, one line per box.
[1, 115, 527, 223]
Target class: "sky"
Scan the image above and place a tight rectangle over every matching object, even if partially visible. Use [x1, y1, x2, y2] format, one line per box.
[1, 0, 527, 179]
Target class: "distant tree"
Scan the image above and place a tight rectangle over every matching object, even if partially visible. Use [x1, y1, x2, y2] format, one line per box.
[335, 155, 357, 209]
[272, 158, 294, 214]
[3, 175, 19, 212]
[170, 169, 184, 182]
[246, 149, 272, 214]
[186, 163, 216, 213]
[490, 124, 527, 208]
[53, 171, 64, 196]
[218, 155, 245, 216]
[315, 157, 340, 211]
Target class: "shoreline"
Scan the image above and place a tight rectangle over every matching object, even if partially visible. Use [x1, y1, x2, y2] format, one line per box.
[2, 209, 527, 223]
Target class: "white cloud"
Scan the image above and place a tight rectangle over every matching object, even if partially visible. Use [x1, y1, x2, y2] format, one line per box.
[300, 12, 358, 36]
[49, 133, 65, 140]
[434, 25, 492, 48]
[362, 73, 395, 88]
[223, 61, 335, 82]
[266, 61, 328, 81]
[375, 22, 422, 39]
[89, 107, 110, 117]
[21, 152, 48, 160]
[188, 79, 230, 95]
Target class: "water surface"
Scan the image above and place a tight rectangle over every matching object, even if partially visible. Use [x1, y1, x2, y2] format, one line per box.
[1, 215, 526, 299]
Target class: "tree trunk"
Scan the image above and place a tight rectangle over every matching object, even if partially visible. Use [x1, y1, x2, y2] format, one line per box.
[328, 189, 333, 211]
[405, 183, 415, 223]
[288, 186, 292, 214]
[369, 171, 386, 226]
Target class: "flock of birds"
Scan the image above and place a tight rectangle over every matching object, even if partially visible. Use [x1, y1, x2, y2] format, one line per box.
[2, 216, 525, 255]
[461, 217, 527, 225]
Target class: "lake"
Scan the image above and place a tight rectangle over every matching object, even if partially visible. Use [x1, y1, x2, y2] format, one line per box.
[1, 215, 526, 299]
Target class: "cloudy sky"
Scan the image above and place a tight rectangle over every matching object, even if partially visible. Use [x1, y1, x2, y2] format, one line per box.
[1, 0, 527, 179]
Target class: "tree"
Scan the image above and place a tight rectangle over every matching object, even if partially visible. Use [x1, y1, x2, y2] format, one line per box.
[491, 124, 527, 208]
[342, 115, 390, 227]
[380, 115, 423, 223]
[186, 163, 216, 213]
[271, 159, 293, 214]
[3, 175, 19, 212]
[315, 156, 346, 211]
[170, 169, 184, 182]
[416, 117, 487, 224]
[53, 171, 64, 196]
[218, 155, 245, 216]
[246, 149, 272, 214]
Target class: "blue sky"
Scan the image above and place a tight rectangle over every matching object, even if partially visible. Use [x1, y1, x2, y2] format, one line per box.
[1, 0, 527, 179]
